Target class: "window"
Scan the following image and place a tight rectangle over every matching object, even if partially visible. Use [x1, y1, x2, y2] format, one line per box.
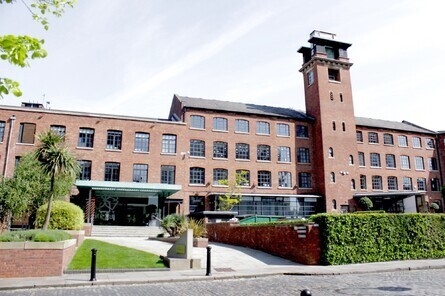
[383, 133, 394, 145]
[328, 68, 340, 81]
[78, 128, 94, 148]
[428, 158, 438, 171]
[297, 148, 310, 163]
[213, 168, 228, 185]
[351, 179, 356, 190]
[426, 138, 435, 149]
[162, 134, 177, 153]
[388, 176, 398, 190]
[190, 167, 205, 185]
[307, 70, 314, 85]
[257, 145, 271, 161]
[400, 155, 410, 169]
[190, 139, 205, 157]
[326, 47, 336, 59]
[106, 130, 122, 150]
[77, 160, 92, 180]
[276, 123, 290, 136]
[213, 117, 228, 131]
[330, 172, 336, 183]
[213, 141, 228, 159]
[298, 173, 312, 188]
[235, 143, 250, 160]
[412, 137, 421, 148]
[332, 121, 336, 131]
[356, 131, 363, 142]
[386, 154, 396, 168]
[372, 176, 383, 190]
[415, 156, 424, 170]
[431, 178, 440, 191]
[342, 122, 346, 132]
[278, 172, 292, 188]
[104, 162, 120, 181]
[133, 164, 148, 183]
[256, 121, 270, 135]
[296, 125, 309, 138]
[402, 177, 412, 190]
[368, 132, 379, 144]
[330, 91, 334, 101]
[258, 171, 271, 187]
[0, 121, 5, 142]
[398, 135, 408, 147]
[50, 125, 66, 137]
[417, 178, 426, 191]
[340, 93, 344, 102]
[235, 119, 249, 133]
[134, 132, 149, 152]
[349, 155, 354, 165]
[360, 175, 367, 190]
[190, 115, 205, 129]
[236, 170, 250, 186]
[18, 123, 36, 144]
[328, 147, 334, 158]
[277, 146, 291, 162]
[161, 165, 175, 184]
[358, 152, 365, 166]
[370, 153, 381, 167]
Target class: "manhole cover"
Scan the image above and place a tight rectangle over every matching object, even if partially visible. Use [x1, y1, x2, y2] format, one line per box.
[214, 268, 235, 272]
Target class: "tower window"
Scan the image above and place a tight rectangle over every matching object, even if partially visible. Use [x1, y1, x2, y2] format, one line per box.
[330, 91, 334, 101]
[326, 47, 337, 59]
[342, 122, 346, 132]
[332, 121, 336, 131]
[307, 70, 314, 86]
[340, 93, 343, 102]
[328, 147, 334, 158]
[328, 69, 340, 82]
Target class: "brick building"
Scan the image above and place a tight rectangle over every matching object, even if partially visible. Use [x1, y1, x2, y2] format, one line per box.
[0, 31, 443, 226]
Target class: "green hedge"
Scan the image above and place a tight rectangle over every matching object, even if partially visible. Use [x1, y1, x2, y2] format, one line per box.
[0, 230, 71, 242]
[312, 213, 445, 265]
[36, 201, 84, 230]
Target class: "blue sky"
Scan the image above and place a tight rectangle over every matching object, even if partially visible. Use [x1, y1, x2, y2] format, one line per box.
[1, 0, 444, 130]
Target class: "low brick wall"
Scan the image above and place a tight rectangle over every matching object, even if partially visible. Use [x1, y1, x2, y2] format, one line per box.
[207, 222, 321, 265]
[83, 223, 92, 237]
[0, 239, 77, 278]
[66, 230, 85, 247]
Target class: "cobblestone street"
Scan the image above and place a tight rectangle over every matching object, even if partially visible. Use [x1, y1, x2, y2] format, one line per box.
[1, 269, 443, 296]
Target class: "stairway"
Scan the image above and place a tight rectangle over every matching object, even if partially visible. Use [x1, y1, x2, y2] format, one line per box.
[91, 225, 164, 237]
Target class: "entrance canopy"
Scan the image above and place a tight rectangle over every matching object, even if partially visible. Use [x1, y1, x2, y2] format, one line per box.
[354, 191, 423, 199]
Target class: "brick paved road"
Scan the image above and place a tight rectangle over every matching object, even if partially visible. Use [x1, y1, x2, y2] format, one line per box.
[1, 269, 443, 296]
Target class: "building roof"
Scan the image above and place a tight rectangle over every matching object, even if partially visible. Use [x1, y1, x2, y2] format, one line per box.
[175, 95, 313, 121]
[355, 117, 436, 135]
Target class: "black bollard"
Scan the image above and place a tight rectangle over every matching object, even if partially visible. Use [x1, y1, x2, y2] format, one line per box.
[90, 248, 97, 281]
[300, 289, 311, 296]
[205, 246, 212, 276]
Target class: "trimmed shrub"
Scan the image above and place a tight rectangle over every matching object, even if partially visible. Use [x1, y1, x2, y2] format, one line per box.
[160, 214, 187, 237]
[0, 230, 71, 242]
[312, 213, 445, 265]
[358, 197, 373, 210]
[36, 201, 84, 230]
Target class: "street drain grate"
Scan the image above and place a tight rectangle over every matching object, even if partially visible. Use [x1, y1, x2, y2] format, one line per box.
[214, 268, 235, 272]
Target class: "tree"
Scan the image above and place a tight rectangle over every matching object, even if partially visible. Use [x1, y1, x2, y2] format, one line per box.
[35, 130, 79, 230]
[217, 171, 248, 211]
[0, 0, 76, 98]
[358, 196, 373, 211]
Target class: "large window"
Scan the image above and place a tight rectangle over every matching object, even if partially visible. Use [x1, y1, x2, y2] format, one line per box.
[104, 162, 120, 181]
[258, 170, 271, 187]
[276, 123, 290, 137]
[328, 68, 340, 82]
[415, 156, 424, 170]
[298, 172, 311, 188]
[297, 148, 310, 163]
[360, 175, 367, 190]
[213, 117, 228, 131]
[426, 138, 435, 149]
[412, 137, 422, 148]
[236, 170, 250, 186]
[398, 135, 408, 147]
[356, 131, 363, 142]
[256, 121, 270, 135]
[134, 132, 149, 152]
[213, 141, 228, 159]
[402, 177, 412, 190]
[372, 175, 383, 190]
[213, 168, 228, 185]
[78, 128, 94, 148]
[162, 134, 177, 153]
[388, 176, 398, 190]
[190, 115, 205, 129]
[77, 160, 92, 180]
[428, 158, 438, 171]
[50, 125, 66, 138]
[257, 145, 271, 161]
[368, 132, 379, 144]
[277, 146, 291, 162]
[358, 152, 365, 166]
[400, 155, 410, 169]
[296, 125, 309, 138]
[370, 153, 381, 167]
[417, 178, 426, 191]
[106, 130, 122, 150]
[0, 121, 5, 142]
[278, 172, 292, 188]
[133, 164, 148, 183]
[18, 123, 36, 144]
[235, 119, 249, 133]
[383, 133, 394, 145]
[190, 139, 205, 157]
[190, 167, 205, 185]
[386, 154, 396, 168]
[235, 143, 250, 160]
[431, 178, 440, 191]
[161, 165, 175, 184]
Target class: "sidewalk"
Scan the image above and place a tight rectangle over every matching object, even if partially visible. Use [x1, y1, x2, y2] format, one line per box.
[1, 237, 445, 290]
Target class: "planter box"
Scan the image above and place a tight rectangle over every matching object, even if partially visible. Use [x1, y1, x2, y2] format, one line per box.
[151, 236, 209, 248]
[0, 239, 77, 278]
[65, 230, 85, 247]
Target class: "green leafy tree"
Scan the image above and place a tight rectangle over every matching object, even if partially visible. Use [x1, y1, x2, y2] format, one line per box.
[358, 196, 373, 211]
[0, 0, 76, 98]
[35, 131, 79, 230]
[217, 171, 248, 211]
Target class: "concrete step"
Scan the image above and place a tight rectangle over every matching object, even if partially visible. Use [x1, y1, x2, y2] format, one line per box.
[91, 226, 164, 237]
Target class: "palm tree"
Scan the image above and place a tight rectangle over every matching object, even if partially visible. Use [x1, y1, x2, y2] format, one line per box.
[35, 131, 79, 230]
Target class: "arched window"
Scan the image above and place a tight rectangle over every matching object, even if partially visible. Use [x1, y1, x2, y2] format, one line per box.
[351, 179, 356, 190]
[342, 122, 346, 132]
[328, 147, 334, 158]
[332, 121, 336, 131]
[339, 93, 343, 102]
[332, 199, 337, 210]
[330, 172, 336, 183]
[330, 91, 334, 101]
[349, 155, 354, 165]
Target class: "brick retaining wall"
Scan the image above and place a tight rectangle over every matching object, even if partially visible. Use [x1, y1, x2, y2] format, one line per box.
[207, 222, 321, 265]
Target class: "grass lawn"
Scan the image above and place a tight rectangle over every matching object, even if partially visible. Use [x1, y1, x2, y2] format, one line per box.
[68, 239, 166, 270]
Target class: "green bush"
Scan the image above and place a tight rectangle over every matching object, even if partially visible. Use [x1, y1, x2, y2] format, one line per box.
[358, 196, 373, 210]
[188, 218, 207, 238]
[312, 213, 445, 265]
[36, 200, 84, 230]
[351, 210, 385, 214]
[241, 219, 308, 227]
[0, 230, 71, 242]
[160, 214, 187, 237]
